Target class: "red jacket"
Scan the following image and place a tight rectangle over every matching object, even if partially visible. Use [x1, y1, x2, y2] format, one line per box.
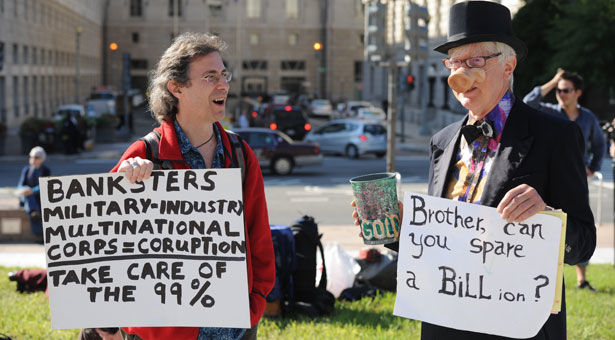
[111, 121, 275, 340]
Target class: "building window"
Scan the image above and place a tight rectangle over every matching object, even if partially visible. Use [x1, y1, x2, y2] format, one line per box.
[32, 76, 37, 116]
[32, 47, 37, 64]
[23, 76, 28, 115]
[0, 42, 4, 71]
[208, 0, 223, 18]
[168, 0, 183, 17]
[130, 59, 148, 70]
[354, 61, 362, 82]
[0, 0, 4, 13]
[13, 0, 17, 16]
[12, 43, 17, 64]
[286, 0, 298, 19]
[132, 32, 140, 43]
[23, 46, 28, 64]
[280, 60, 305, 71]
[40, 48, 45, 64]
[246, 0, 260, 18]
[288, 33, 298, 46]
[0, 76, 5, 123]
[249, 33, 259, 45]
[12, 76, 18, 117]
[242, 60, 267, 70]
[130, 0, 142, 17]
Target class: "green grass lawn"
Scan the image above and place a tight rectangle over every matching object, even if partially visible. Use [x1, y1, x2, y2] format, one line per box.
[1, 264, 614, 340]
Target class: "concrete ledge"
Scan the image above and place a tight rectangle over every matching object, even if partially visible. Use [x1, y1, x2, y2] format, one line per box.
[0, 208, 39, 242]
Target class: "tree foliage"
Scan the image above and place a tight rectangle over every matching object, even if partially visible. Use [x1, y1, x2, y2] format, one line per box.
[512, 0, 615, 117]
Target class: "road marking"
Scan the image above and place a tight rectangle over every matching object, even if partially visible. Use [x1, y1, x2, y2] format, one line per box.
[75, 159, 116, 164]
[290, 197, 330, 203]
[264, 178, 303, 186]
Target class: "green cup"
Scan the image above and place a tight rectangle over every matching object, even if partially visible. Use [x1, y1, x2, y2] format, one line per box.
[350, 172, 400, 245]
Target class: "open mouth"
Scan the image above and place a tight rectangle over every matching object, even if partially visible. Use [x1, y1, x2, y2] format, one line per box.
[212, 97, 226, 105]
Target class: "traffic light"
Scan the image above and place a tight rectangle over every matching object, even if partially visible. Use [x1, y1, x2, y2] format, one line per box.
[406, 74, 415, 91]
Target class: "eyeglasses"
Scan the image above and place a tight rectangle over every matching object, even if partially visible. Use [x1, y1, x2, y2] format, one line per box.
[442, 53, 502, 70]
[200, 70, 232, 85]
[556, 88, 574, 94]
[29, 155, 41, 159]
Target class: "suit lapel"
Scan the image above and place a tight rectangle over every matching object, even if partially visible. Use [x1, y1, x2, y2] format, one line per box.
[431, 119, 465, 198]
[480, 101, 534, 207]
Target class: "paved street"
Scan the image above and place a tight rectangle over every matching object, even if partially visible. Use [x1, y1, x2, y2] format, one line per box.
[1, 110, 614, 266]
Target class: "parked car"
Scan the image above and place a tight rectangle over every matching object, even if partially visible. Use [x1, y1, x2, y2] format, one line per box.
[336, 101, 372, 118]
[234, 128, 323, 175]
[53, 104, 85, 120]
[309, 99, 334, 118]
[86, 90, 117, 117]
[356, 107, 386, 122]
[305, 119, 386, 159]
[254, 105, 312, 140]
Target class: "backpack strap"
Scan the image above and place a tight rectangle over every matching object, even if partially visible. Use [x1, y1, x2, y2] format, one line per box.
[225, 130, 247, 183]
[316, 235, 327, 290]
[139, 130, 172, 170]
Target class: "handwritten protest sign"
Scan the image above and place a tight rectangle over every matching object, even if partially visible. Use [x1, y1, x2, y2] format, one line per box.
[394, 193, 564, 339]
[40, 169, 250, 329]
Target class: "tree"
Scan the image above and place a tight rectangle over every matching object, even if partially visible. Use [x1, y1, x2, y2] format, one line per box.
[512, 0, 615, 118]
[511, 0, 564, 98]
[547, 0, 615, 93]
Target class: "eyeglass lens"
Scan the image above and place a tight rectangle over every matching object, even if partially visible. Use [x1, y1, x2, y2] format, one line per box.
[556, 88, 572, 94]
[204, 71, 232, 84]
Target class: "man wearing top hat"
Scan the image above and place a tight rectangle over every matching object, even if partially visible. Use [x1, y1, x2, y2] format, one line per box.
[411, 1, 595, 339]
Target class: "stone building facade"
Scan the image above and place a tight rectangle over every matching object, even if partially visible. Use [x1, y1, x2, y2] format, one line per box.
[105, 0, 365, 102]
[0, 0, 104, 129]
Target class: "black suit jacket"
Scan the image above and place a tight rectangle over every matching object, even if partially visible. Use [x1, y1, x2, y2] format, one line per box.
[418, 98, 596, 340]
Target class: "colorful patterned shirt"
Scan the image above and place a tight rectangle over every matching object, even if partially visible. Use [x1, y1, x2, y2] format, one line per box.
[173, 120, 225, 169]
[445, 91, 513, 203]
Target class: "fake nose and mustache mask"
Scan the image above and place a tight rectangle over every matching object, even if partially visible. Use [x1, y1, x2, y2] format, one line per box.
[447, 68, 486, 93]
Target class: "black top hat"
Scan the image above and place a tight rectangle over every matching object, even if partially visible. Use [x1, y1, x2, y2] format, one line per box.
[434, 1, 527, 60]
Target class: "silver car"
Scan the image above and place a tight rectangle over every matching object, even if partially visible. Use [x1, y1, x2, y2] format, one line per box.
[305, 119, 387, 159]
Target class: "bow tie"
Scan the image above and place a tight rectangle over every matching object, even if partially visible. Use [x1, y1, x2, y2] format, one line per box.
[461, 120, 496, 143]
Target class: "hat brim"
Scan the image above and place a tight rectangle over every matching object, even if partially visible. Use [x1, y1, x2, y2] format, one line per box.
[434, 34, 527, 61]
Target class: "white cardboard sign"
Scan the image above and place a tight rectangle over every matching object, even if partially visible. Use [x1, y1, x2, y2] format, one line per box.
[394, 193, 562, 339]
[40, 169, 250, 329]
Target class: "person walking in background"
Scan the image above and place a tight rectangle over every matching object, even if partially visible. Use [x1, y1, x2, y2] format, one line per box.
[109, 32, 275, 340]
[523, 69, 605, 292]
[239, 111, 250, 128]
[16, 146, 50, 241]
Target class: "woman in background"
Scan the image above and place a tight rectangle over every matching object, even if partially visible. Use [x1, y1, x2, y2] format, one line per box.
[16, 146, 50, 240]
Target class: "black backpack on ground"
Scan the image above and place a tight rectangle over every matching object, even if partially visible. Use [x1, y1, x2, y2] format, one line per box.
[291, 215, 335, 316]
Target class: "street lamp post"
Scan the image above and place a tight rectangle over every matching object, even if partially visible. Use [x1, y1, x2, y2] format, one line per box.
[75, 26, 82, 104]
[313, 42, 323, 98]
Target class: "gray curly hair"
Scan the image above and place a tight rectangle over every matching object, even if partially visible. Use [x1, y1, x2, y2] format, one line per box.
[148, 32, 228, 123]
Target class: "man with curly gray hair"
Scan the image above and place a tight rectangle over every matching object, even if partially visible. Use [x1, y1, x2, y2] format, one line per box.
[110, 32, 275, 340]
